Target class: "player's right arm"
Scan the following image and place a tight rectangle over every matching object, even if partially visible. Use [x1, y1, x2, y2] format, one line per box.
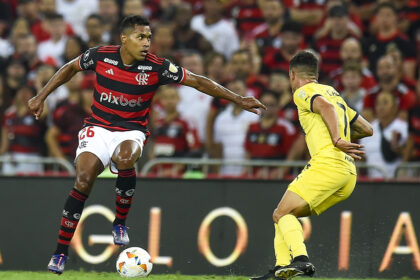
[28, 58, 82, 120]
[350, 114, 373, 140]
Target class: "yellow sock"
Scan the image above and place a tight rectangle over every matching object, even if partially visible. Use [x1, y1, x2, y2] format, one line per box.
[277, 214, 308, 259]
[274, 223, 292, 266]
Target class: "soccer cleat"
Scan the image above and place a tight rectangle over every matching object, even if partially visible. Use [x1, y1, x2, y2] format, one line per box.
[112, 224, 130, 246]
[250, 266, 286, 280]
[274, 258, 315, 279]
[47, 254, 68, 274]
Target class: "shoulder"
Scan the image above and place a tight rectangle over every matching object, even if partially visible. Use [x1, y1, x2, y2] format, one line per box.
[145, 52, 165, 66]
[97, 45, 120, 53]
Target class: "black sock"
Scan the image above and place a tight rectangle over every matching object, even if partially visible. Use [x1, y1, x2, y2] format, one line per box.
[54, 188, 88, 255]
[113, 168, 136, 226]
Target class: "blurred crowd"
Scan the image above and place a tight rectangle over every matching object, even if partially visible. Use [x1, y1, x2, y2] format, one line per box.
[0, 0, 419, 180]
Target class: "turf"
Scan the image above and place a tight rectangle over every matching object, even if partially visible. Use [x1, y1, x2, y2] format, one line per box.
[0, 272, 418, 280]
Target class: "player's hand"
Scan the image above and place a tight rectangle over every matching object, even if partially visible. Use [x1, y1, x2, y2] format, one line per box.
[238, 96, 267, 114]
[27, 95, 45, 120]
[334, 138, 365, 160]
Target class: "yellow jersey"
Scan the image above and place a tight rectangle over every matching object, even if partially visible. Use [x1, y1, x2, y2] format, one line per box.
[293, 82, 358, 172]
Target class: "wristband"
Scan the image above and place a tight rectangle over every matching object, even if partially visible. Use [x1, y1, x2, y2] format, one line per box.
[334, 137, 341, 147]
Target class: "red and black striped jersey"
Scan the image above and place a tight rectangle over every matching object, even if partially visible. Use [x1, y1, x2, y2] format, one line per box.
[2, 111, 45, 154]
[77, 45, 187, 132]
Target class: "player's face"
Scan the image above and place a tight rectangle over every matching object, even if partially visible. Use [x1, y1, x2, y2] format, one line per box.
[123, 25, 152, 61]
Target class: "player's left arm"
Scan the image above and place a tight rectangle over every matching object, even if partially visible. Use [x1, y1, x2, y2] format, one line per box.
[312, 96, 365, 160]
[182, 71, 266, 114]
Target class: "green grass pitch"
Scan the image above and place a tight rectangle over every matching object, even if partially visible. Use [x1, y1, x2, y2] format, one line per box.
[0, 272, 419, 280]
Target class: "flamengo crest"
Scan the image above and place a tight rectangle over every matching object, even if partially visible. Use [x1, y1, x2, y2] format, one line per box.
[136, 73, 149, 85]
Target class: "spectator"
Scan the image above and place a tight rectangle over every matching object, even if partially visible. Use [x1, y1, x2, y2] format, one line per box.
[232, 0, 264, 38]
[151, 23, 175, 60]
[204, 52, 226, 85]
[16, 0, 39, 27]
[282, 0, 325, 41]
[245, 90, 296, 179]
[191, 0, 240, 58]
[0, 75, 12, 129]
[34, 64, 68, 113]
[5, 60, 27, 99]
[341, 61, 366, 112]
[228, 49, 266, 97]
[45, 72, 90, 161]
[37, 13, 68, 67]
[252, 0, 285, 55]
[261, 20, 303, 75]
[13, 34, 43, 82]
[177, 51, 212, 143]
[362, 55, 416, 121]
[329, 37, 377, 92]
[31, 0, 75, 43]
[386, 44, 417, 91]
[56, 0, 99, 39]
[268, 69, 299, 128]
[0, 85, 46, 175]
[315, 5, 360, 76]
[173, 3, 213, 54]
[213, 79, 259, 176]
[360, 91, 408, 179]
[122, 0, 144, 17]
[63, 36, 87, 64]
[9, 17, 31, 45]
[404, 75, 420, 163]
[363, 3, 416, 79]
[99, 0, 120, 43]
[85, 14, 107, 48]
[150, 86, 201, 176]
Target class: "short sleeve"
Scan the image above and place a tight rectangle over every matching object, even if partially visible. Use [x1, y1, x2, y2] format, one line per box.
[293, 89, 321, 112]
[158, 59, 187, 85]
[347, 105, 359, 125]
[77, 47, 99, 71]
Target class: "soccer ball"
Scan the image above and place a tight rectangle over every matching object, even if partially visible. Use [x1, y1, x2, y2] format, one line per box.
[116, 247, 153, 278]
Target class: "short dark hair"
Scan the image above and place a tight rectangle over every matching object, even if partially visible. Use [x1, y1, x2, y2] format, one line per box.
[120, 15, 150, 34]
[86, 14, 103, 24]
[260, 90, 280, 102]
[45, 12, 64, 21]
[289, 51, 319, 77]
[280, 20, 302, 34]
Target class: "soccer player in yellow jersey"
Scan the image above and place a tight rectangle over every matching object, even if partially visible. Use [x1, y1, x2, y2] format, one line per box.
[251, 51, 373, 280]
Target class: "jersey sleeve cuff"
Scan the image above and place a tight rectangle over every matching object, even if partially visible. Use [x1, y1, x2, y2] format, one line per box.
[310, 94, 322, 112]
[179, 68, 187, 84]
[350, 112, 359, 125]
[77, 54, 83, 70]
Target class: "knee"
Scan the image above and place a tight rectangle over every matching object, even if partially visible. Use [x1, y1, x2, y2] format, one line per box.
[74, 171, 96, 195]
[114, 155, 137, 170]
[273, 207, 296, 223]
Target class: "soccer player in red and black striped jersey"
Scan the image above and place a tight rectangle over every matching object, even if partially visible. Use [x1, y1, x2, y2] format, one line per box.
[28, 15, 266, 275]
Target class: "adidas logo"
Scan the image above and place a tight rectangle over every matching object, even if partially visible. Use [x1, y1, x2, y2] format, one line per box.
[106, 68, 114, 75]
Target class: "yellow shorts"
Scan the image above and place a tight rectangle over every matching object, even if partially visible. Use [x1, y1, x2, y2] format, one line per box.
[288, 161, 357, 215]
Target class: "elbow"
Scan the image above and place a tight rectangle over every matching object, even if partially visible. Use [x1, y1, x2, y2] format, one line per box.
[365, 125, 373, 137]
